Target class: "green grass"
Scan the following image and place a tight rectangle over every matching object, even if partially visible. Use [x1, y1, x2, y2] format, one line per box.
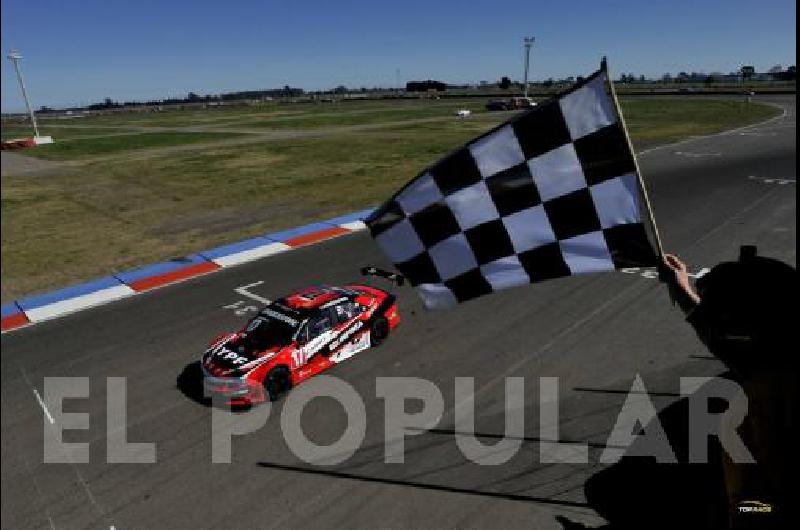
[226, 101, 492, 129]
[27, 131, 248, 160]
[382, 98, 779, 150]
[226, 108, 458, 129]
[0, 97, 780, 302]
[1, 125, 143, 141]
[27, 98, 489, 129]
[619, 98, 778, 148]
[37, 106, 282, 128]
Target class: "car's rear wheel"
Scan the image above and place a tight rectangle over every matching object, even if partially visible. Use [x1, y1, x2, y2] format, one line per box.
[370, 316, 390, 347]
[264, 366, 292, 402]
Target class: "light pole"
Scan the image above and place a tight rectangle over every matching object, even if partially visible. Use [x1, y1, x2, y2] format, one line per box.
[523, 36, 535, 99]
[7, 50, 41, 138]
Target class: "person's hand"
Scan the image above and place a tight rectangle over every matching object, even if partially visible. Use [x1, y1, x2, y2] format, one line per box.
[663, 254, 692, 290]
[662, 253, 701, 311]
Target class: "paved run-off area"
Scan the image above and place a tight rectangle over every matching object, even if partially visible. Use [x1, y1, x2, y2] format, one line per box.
[0, 96, 794, 528]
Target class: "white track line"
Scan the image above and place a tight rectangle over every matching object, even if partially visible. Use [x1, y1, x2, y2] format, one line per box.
[235, 281, 272, 304]
[32, 388, 55, 424]
[637, 100, 791, 157]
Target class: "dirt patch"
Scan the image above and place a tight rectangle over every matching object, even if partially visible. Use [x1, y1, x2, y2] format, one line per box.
[215, 152, 287, 170]
[1, 151, 62, 177]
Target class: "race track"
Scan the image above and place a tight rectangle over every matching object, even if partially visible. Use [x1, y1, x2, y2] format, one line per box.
[1, 96, 795, 529]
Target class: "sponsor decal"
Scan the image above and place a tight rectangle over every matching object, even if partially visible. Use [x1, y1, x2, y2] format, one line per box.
[737, 500, 773, 514]
[240, 351, 277, 372]
[212, 346, 250, 366]
[330, 329, 370, 363]
[330, 321, 364, 351]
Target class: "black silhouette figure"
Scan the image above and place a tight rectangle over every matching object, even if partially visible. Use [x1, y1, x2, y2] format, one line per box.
[573, 247, 796, 530]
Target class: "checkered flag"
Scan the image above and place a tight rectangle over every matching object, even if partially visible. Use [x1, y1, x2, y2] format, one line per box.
[366, 61, 660, 309]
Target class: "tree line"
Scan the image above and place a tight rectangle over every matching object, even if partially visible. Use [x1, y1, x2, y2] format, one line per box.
[32, 65, 795, 114]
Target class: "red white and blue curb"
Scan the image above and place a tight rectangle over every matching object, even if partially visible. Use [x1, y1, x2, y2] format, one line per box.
[1, 208, 375, 334]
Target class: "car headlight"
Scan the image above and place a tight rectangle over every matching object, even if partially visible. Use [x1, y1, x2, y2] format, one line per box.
[204, 375, 249, 393]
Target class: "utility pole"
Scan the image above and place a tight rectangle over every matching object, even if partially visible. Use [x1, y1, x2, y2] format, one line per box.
[7, 50, 41, 138]
[523, 36, 535, 99]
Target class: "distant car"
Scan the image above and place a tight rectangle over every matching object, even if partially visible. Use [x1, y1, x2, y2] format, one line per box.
[201, 270, 402, 406]
[486, 99, 511, 111]
[486, 97, 536, 111]
[509, 96, 536, 109]
[456, 109, 472, 118]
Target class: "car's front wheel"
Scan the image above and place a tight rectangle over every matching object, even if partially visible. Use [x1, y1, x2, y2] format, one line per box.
[264, 366, 292, 402]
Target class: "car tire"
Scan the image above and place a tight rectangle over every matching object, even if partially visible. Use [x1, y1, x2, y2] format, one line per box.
[370, 316, 390, 347]
[264, 366, 292, 402]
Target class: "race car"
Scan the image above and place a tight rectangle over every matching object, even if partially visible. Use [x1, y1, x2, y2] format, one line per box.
[201, 269, 401, 406]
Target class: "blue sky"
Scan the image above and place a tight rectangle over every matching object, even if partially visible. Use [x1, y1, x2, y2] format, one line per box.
[1, 0, 796, 111]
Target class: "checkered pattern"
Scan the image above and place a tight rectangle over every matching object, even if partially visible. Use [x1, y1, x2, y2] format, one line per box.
[366, 68, 658, 309]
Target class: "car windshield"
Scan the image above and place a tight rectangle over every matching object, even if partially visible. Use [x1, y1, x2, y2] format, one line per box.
[241, 311, 298, 350]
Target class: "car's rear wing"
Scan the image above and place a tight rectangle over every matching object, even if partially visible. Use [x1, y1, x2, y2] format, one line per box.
[360, 266, 405, 287]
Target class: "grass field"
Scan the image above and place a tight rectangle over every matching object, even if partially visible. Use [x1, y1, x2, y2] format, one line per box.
[221, 100, 493, 129]
[27, 132, 244, 160]
[1, 97, 780, 302]
[1, 125, 133, 141]
[28, 98, 490, 129]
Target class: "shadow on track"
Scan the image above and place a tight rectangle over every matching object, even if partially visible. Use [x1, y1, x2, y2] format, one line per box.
[255, 460, 591, 509]
[579, 390, 730, 529]
[558, 373, 787, 530]
[176, 360, 211, 406]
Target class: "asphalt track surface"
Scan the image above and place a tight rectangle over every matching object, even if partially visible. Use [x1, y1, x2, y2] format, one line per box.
[1, 96, 795, 529]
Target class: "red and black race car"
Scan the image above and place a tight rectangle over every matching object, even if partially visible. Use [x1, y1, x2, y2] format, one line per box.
[201, 269, 401, 405]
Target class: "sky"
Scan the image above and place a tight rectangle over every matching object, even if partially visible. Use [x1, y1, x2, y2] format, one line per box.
[1, 0, 796, 112]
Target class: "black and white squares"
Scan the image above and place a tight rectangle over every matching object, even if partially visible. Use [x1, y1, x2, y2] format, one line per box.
[374, 218, 425, 264]
[396, 172, 443, 215]
[485, 163, 541, 216]
[444, 269, 494, 303]
[502, 205, 556, 253]
[559, 231, 615, 275]
[368, 200, 405, 237]
[529, 143, 587, 201]
[395, 252, 440, 287]
[602, 223, 658, 268]
[468, 125, 527, 178]
[559, 73, 617, 140]
[445, 180, 500, 230]
[480, 256, 529, 291]
[366, 66, 658, 309]
[408, 203, 461, 247]
[589, 173, 640, 229]
[573, 123, 636, 185]
[543, 189, 603, 240]
[518, 242, 571, 283]
[428, 233, 478, 281]
[430, 148, 482, 195]
[512, 100, 572, 159]
[465, 220, 516, 265]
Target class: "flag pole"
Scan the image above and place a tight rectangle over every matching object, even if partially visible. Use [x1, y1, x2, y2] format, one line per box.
[601, 57, 665, 258]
